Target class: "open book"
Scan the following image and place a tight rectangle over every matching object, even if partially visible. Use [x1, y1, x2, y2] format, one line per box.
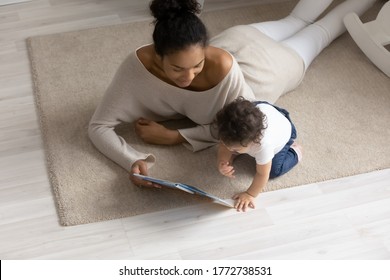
[133, 174, 234, 208]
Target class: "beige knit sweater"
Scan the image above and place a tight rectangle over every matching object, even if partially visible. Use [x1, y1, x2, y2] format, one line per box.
[88, 25, 305, 171]
[211, 25, 305, 103]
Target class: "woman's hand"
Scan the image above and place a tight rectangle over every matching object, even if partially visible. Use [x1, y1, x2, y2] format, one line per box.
[218, 161, 235, 178]
[232, 192, 255, 212]
[135, 118, 183, 145]
[129, 160, 161, 188]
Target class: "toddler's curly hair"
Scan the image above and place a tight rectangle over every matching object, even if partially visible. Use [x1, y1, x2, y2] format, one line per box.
[214, 97, 267, 147]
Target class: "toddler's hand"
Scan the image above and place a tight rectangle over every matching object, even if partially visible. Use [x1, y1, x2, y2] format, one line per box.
[218, 161, 235, 178]
[233, 192, 255, 212]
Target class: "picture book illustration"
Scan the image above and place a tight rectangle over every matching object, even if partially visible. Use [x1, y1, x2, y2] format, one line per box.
[133, 174, 234, 208]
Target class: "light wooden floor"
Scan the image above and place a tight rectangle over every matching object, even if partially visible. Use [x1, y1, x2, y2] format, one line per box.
[0, 0, 389, 260]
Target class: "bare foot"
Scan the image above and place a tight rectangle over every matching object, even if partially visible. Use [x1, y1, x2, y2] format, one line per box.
[291, 142, 303, 162]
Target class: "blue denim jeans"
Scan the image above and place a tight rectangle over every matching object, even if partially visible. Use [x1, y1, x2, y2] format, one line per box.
[253, 101, 298, 179]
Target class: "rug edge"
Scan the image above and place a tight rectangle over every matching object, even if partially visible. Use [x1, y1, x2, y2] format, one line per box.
[26, 37, 69, 226]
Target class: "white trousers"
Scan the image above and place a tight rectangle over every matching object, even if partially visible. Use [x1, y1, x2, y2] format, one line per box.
[250, 0, 376, 70]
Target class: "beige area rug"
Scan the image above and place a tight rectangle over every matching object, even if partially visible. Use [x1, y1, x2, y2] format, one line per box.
[27, 1, 390, 226]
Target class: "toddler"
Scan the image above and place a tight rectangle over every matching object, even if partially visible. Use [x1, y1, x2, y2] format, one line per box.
[214, 97, 302, 211]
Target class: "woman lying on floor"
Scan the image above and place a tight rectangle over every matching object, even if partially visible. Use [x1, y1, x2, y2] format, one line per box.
[88, 0, 376, 186]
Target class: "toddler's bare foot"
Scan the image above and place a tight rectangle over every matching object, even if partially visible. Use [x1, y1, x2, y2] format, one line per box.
[291, 142, 303, 162]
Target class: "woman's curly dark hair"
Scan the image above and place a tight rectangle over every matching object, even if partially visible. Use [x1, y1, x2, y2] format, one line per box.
[149, 0, 209, 56]
[214, 97, 267, 147]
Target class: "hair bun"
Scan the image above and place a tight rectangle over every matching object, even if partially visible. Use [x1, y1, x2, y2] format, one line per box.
[150, 0, 201, 22]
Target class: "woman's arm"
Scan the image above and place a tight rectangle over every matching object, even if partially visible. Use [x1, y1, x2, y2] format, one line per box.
[88, 54, 157, 177]
[134, 118, 187, 145]
[178, 124, 219, 151]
